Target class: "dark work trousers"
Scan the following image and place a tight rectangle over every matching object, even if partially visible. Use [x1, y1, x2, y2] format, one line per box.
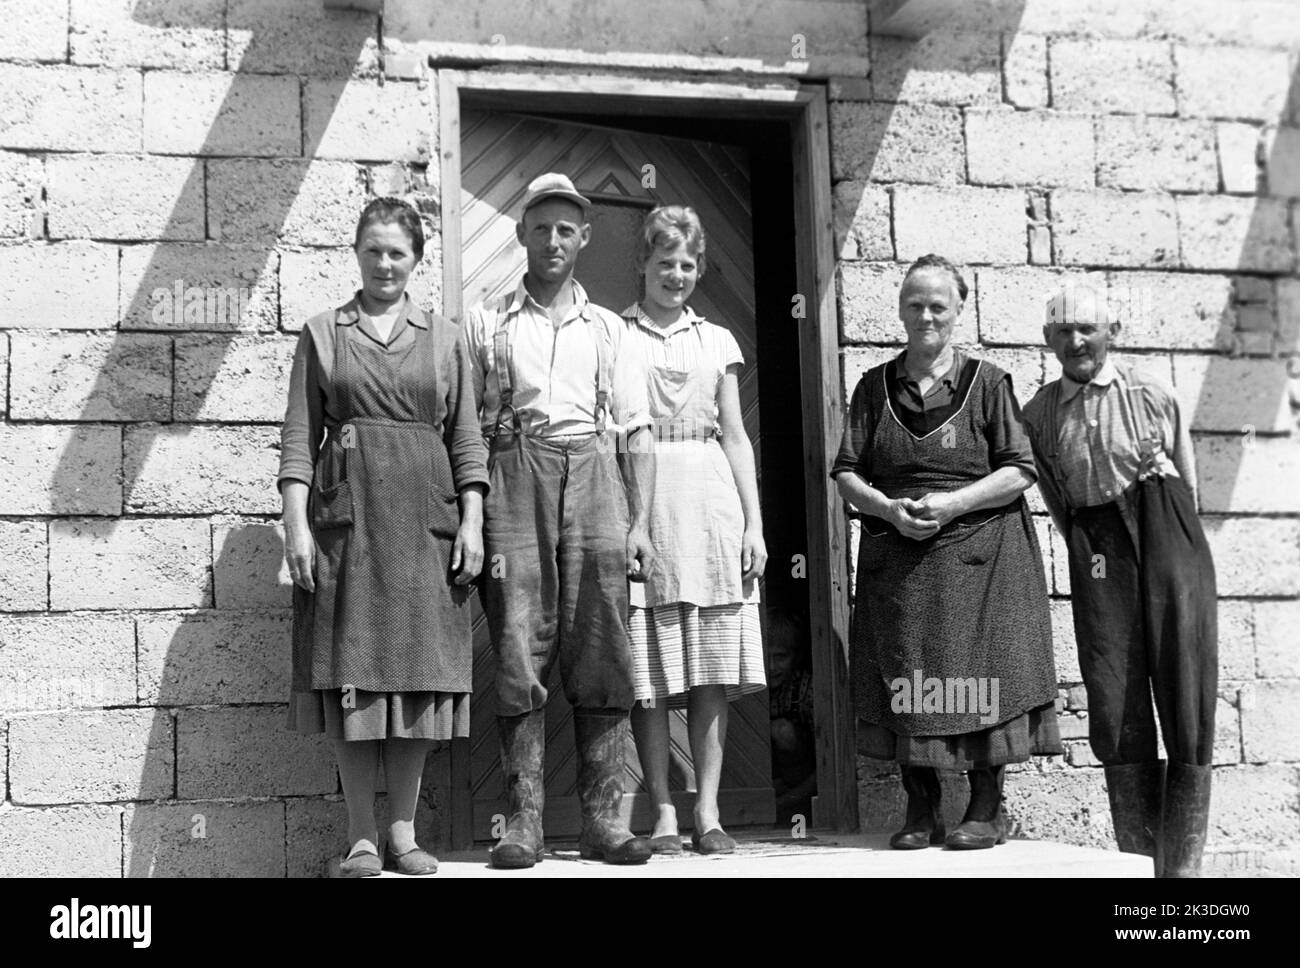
[483, 431, 635, 717]
[1066, 476, 1218, 766]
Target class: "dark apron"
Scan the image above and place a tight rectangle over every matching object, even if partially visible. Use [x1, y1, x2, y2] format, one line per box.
[291, 311, 471, 694]
[852, 363, 1057, 736]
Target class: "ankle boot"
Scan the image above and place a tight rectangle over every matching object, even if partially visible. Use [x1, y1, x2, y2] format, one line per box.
[489, 710, 546, 869]
[573, 709, 652, 865]
[1160, 761, 1212, 879]
[1104, 760, 1164, 874]
[889, 765, 945, 849]
[945, 766, 1007, 850]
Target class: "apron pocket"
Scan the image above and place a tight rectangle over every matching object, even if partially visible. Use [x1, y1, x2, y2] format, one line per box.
[428, 488, 460, 539]
[312, 480, 354, 531]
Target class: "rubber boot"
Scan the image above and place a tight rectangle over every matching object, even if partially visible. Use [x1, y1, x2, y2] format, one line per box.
[573, 709, 652, 865]
[945, 765, 1007, 850]
[1160, 761, 1212, 879]
[1104, 760, 1164, 875]
[889, 765, 945, 849]
[488, 710, 546, 869]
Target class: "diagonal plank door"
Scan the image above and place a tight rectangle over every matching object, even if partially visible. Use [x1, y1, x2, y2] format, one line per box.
[460, 109, 773, 839]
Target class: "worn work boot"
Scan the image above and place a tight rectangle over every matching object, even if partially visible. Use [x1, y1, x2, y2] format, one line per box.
[1160, 761, 1212, 878]
[489, 710, 547, 870]
[1104, 760, 1165, 875]
[889, 765, 946, 849]
[573, 709, 652, 865]
[945, 765, 1007, 850]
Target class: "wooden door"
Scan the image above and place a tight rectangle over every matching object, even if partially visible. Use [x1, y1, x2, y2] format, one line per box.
[459, 109, 773, 840]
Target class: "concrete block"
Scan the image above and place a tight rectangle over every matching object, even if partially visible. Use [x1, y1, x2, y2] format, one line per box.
[965, 109, 1095, 189]
[124, 801, 285, 878]
[0, 65, 141, 152]
[1207, 765, 1300, 847]
[0, 0, 70, 61]
[304, 78, 433, 162]
[974, 346, 1044, 405]
[1195, 435, 1300, 514]
[832, 182, 893, 261]
[1050, 38, 1176, 116]
[208, 159, 367, 245]
[286, 797, 349, 878]
[227, 0, 380, 77]
[870, 30, 1000, 106]
[894, 186, 1026, 265]
[1255, 600, 1300, 678]
[1002, 32, 1048, 109]
[174, 334, 297, 421]
[0, 424, 122, 516]
[177, 706, 336, 798]
[1048, 520, 1071, 595]
[0, 150, 41, 238]
[124, 425, 281, 514]
[842, 346, 902, 403]
[1215, 692, 1243, 765]
[49, 518, 211, 609]
[9, 709, 174, 804]
[1202, 517, 1300, 597]
[828, 76, 872, 102]
[279, 248, 363, 333]
[839, 262, 978, 346]
[1242, 681, 1300, 762]
[1217, 123, 1263, 195]
[1097, 116, 1218, 192]
[1175, 45, 1293, 121]
[830, 102, 964, 185]
[69, 0, 226, 70]
[0, 243, 119, 329]
[1050, 598, 1080, 683]
[1050, 189, 1179, 269]
[0, 521, 46, 611]
[120, 244, 279, 332]
[137, 609, 291, 705]
[1172, 355, 1294, 433]
[8, 332, 172, 421]
[1217, 599, 1256, 682]
[974, 265, 1105, 345]
[1264, 126, 1300, 199]
[213, 521, 293, 608]
[47, 154, 205, 241]
[1105, 271, 1235, 350]
[1004, 766, 1114, 850]
[1280, 278, 1300, 353]
[144, 71, 301, 157]
[1176, 195, 1293, 273]
[0, 805, 122, 878]
[0, 613, 135, 713]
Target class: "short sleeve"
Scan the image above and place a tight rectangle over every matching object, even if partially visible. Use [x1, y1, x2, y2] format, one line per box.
[830, 371, 875, 479]
[984, 371, 1038, 479]
[718, 325, 743, 369]
[609, 313, 652, 432]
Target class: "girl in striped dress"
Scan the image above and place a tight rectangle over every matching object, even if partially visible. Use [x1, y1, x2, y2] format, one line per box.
[623, 206, 767, 855]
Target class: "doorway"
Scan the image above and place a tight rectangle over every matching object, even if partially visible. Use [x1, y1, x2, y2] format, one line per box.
[437, 72, 855, 848]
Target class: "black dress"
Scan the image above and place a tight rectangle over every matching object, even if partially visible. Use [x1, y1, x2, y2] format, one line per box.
[833, 351, 1061, 769]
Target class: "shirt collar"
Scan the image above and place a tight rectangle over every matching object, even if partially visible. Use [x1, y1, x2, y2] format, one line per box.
[894, 347, 965, 388]
[621, 302, 702, 337]
[509, 276, 592, 323]
[1059, 357, 1117, 402]
[336, 292, 427, 329]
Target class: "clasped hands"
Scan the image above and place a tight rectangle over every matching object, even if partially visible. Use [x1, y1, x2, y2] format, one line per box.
[885, 491, 964, 540]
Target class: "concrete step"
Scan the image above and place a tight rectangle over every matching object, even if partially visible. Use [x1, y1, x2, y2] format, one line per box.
[336, 831, 1152, 878]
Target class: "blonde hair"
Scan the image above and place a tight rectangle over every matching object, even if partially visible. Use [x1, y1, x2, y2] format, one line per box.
[634, 205, 707, 278]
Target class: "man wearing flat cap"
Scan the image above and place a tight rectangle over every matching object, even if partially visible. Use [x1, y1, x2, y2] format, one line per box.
[462, 173, 655, 867]
[1023, 285, 1218, 878]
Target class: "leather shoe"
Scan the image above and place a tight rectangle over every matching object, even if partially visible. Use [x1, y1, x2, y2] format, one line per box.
[384, 844, 439, 875]
[691, 828, 737, 854]
[650, 834, 684, 854]
[944, 812, 1007, 850]
[338, 848, 382, 878]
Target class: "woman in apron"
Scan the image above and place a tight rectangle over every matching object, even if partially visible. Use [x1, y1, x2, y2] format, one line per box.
[279, 197, 489, 876]
[831, 254, 1061, 850]
[623, 206, 767, 855]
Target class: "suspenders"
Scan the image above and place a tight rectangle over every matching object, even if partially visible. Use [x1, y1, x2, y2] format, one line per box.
[492, 292, 613, 439]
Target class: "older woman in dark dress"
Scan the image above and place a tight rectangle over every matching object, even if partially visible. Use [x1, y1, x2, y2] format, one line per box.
[831, 254, 1060, 850]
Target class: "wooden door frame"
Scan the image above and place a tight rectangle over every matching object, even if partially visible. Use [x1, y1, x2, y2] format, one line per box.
[436, 69, 858, 847]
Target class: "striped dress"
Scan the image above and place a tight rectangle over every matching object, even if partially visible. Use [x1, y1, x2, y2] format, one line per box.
[621, 304, 766, 707]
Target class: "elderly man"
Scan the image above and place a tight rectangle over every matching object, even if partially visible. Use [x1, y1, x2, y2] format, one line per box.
[463, 173, 655, 868]
[1022, 286, 1218, 878]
